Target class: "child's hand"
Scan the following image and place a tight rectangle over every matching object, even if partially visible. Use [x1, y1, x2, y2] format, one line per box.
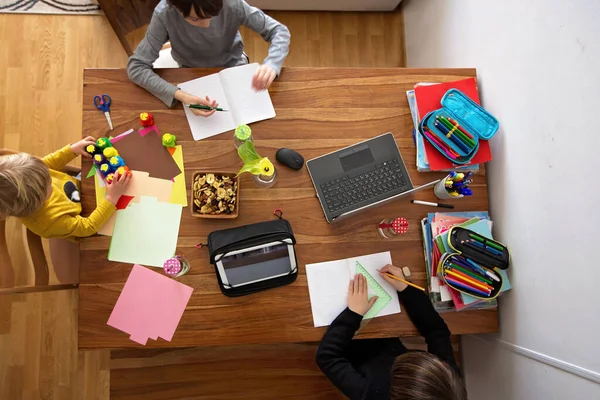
[379, 264, 409, 292]
[70, 136, 96, 157]
[252, 64, 276, 91]
[347, 274, 378, 316]
[174, 90, 218, 117]
[105, 173, 132, 205]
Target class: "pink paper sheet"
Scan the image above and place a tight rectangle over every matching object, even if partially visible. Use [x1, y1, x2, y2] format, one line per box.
[107, 264, 193, 345]
[139, 125, 159, 137]
[111, 129, 134, 143]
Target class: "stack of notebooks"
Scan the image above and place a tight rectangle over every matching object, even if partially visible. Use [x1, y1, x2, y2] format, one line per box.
[421, 212, 511, 312]
[406, 78, 493, 172]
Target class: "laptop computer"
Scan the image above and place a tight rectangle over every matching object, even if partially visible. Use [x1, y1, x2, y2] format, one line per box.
[307, 132, 440, 223]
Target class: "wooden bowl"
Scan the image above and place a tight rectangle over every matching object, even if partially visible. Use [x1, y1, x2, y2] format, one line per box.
[190, 171, 240, 219]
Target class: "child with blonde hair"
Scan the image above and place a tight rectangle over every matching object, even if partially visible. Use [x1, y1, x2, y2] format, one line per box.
[0, 137, 131, 240]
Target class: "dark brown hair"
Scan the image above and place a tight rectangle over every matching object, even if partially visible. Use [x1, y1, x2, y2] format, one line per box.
[168, 0, 223, 18]
[390, 352, 467, 400]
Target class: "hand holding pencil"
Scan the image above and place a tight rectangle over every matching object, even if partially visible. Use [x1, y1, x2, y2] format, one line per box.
[378, 264, 425, 292]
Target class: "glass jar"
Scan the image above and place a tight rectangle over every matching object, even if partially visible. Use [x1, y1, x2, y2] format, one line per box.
[233, 124, 254, 149]
[163, 256, 190, 278]
[253, 168, 277, 188]
[378, 217, 408, 239]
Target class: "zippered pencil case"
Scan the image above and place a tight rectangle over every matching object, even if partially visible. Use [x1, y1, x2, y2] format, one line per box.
[418, 89, 499, 164]
[438, 226, 510, 300]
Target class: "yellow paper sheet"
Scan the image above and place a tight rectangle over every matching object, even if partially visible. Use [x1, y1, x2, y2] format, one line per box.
[170, 145, 187, 207]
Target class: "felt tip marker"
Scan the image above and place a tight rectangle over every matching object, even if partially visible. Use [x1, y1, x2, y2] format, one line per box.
[411, 200, 454, 209]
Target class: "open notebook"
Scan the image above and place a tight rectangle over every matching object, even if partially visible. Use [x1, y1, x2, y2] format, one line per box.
[305, 252, 401, 327]
[178, 63, 276, 140]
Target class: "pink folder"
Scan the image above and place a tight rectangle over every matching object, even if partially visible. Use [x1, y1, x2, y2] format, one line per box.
[107, 264, 193, 345]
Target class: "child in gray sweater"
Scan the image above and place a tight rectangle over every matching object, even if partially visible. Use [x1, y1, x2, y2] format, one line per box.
[127, 0, 290, 117]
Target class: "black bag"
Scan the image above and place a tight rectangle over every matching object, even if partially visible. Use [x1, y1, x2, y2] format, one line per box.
[207, 218, 298, 297]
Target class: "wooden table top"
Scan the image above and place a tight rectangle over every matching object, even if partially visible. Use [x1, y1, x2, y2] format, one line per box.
[79, 67, 498, 350]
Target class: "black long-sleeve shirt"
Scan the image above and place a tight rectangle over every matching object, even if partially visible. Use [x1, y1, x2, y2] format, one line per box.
[316, 286, 459, 400]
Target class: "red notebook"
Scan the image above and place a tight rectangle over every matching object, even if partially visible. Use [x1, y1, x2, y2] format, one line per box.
[414, 78, 492, 171]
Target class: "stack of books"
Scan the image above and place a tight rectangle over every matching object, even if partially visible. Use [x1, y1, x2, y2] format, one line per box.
[406, 78, 492, 172]
[421, 212, 511, 312]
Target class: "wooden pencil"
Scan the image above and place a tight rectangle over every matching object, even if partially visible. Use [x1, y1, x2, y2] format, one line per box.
[383, 273, 426, 291]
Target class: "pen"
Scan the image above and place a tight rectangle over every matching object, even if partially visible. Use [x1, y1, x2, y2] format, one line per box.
[382, 272, 426, 291]
[189, 104, 229, 112]
[411, 200, 454, 209]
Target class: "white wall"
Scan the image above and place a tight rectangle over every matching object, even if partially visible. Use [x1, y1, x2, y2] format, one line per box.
[403, 0, 600, 398]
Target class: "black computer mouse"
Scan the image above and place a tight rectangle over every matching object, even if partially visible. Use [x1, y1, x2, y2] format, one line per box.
[276, 148, 304, 170]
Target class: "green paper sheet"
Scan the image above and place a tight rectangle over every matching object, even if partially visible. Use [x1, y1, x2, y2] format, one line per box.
[108, 196, 183, 267]
[86, 165, 96, 178]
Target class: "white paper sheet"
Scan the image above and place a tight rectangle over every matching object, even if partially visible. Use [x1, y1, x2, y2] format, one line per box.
[178, 73, 236, 141]
[178, 63, 276, 141]
[305, 252, 401, 328]
[219, 63, 276, 125]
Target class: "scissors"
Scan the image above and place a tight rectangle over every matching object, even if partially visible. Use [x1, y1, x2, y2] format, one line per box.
[94, 94, 113, 131]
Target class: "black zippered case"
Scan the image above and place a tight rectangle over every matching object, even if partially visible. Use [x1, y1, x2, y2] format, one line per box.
[207, 219, 298, 297]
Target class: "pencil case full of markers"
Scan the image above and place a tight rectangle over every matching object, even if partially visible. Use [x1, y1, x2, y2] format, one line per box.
[438, 227, 510, 300]
[418, 89, 499, 164]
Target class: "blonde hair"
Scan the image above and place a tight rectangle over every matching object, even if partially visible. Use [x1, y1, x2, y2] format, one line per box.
[0, 150, 51, 219]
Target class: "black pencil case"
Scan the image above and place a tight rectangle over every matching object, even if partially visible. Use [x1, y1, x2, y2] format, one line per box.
[438, 226, 510, 300]
[207, 219, 298, 297]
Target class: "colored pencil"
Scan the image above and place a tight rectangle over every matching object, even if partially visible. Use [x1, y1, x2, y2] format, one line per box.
[425, 127, 460, 157]
[467, 239, 504, 256]
[382, 273, 426, 292]
[438, 116, 476, 148]
[448, 263, 493, 284]
[462, 257, 487, 275]
[446, 267, 494, 291]
[423, 130, 458, 160]
[438, 116, 476, 147]
[445, 269, 493, 291]
[435, 122, 470, 153]
[447, 117, 475, 139]
[464, 243, 505, 260]
[445, 276, 491, 297]
[469, 233, 505, 252]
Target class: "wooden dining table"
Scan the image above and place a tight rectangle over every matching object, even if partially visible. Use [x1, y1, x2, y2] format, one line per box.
[79, 67, 498, 349]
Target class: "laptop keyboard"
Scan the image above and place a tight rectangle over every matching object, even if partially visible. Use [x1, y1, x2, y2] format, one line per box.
[320, 159, 409, 213]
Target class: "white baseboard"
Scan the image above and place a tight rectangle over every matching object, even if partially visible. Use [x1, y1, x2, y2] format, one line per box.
[469, 335, 600, 385]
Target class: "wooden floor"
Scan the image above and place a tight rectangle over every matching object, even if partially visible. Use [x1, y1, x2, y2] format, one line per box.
[0, 9, 407, 399]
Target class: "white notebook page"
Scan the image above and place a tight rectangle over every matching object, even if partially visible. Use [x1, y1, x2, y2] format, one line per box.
[305, 251, 401, 328]
[178, 73, 235, 141]
[219, 63, 276, 125]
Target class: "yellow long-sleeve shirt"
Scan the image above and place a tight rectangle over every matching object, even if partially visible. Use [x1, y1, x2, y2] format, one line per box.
[20, 145, 116, 240]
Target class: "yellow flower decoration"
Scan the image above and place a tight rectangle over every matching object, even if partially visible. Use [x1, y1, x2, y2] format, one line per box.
[236, 141, 276, 177]
[258, 157, 274, 177]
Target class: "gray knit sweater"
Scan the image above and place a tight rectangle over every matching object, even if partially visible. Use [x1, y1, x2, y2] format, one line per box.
[127, 0, 290, 107]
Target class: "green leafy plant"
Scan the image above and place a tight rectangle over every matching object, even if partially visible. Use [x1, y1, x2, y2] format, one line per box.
[236, 141, 275, 177]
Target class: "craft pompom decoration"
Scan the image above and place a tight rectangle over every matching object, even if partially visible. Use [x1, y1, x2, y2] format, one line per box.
[140, 112, 154, 127]
[162, 133, 177, 148]
[96, 137, 112, 150]
[109, 156, 125, 168]
[93, 154, 105, 165]
[86, 144, 98, 156]
[103, 147, 119, 158]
